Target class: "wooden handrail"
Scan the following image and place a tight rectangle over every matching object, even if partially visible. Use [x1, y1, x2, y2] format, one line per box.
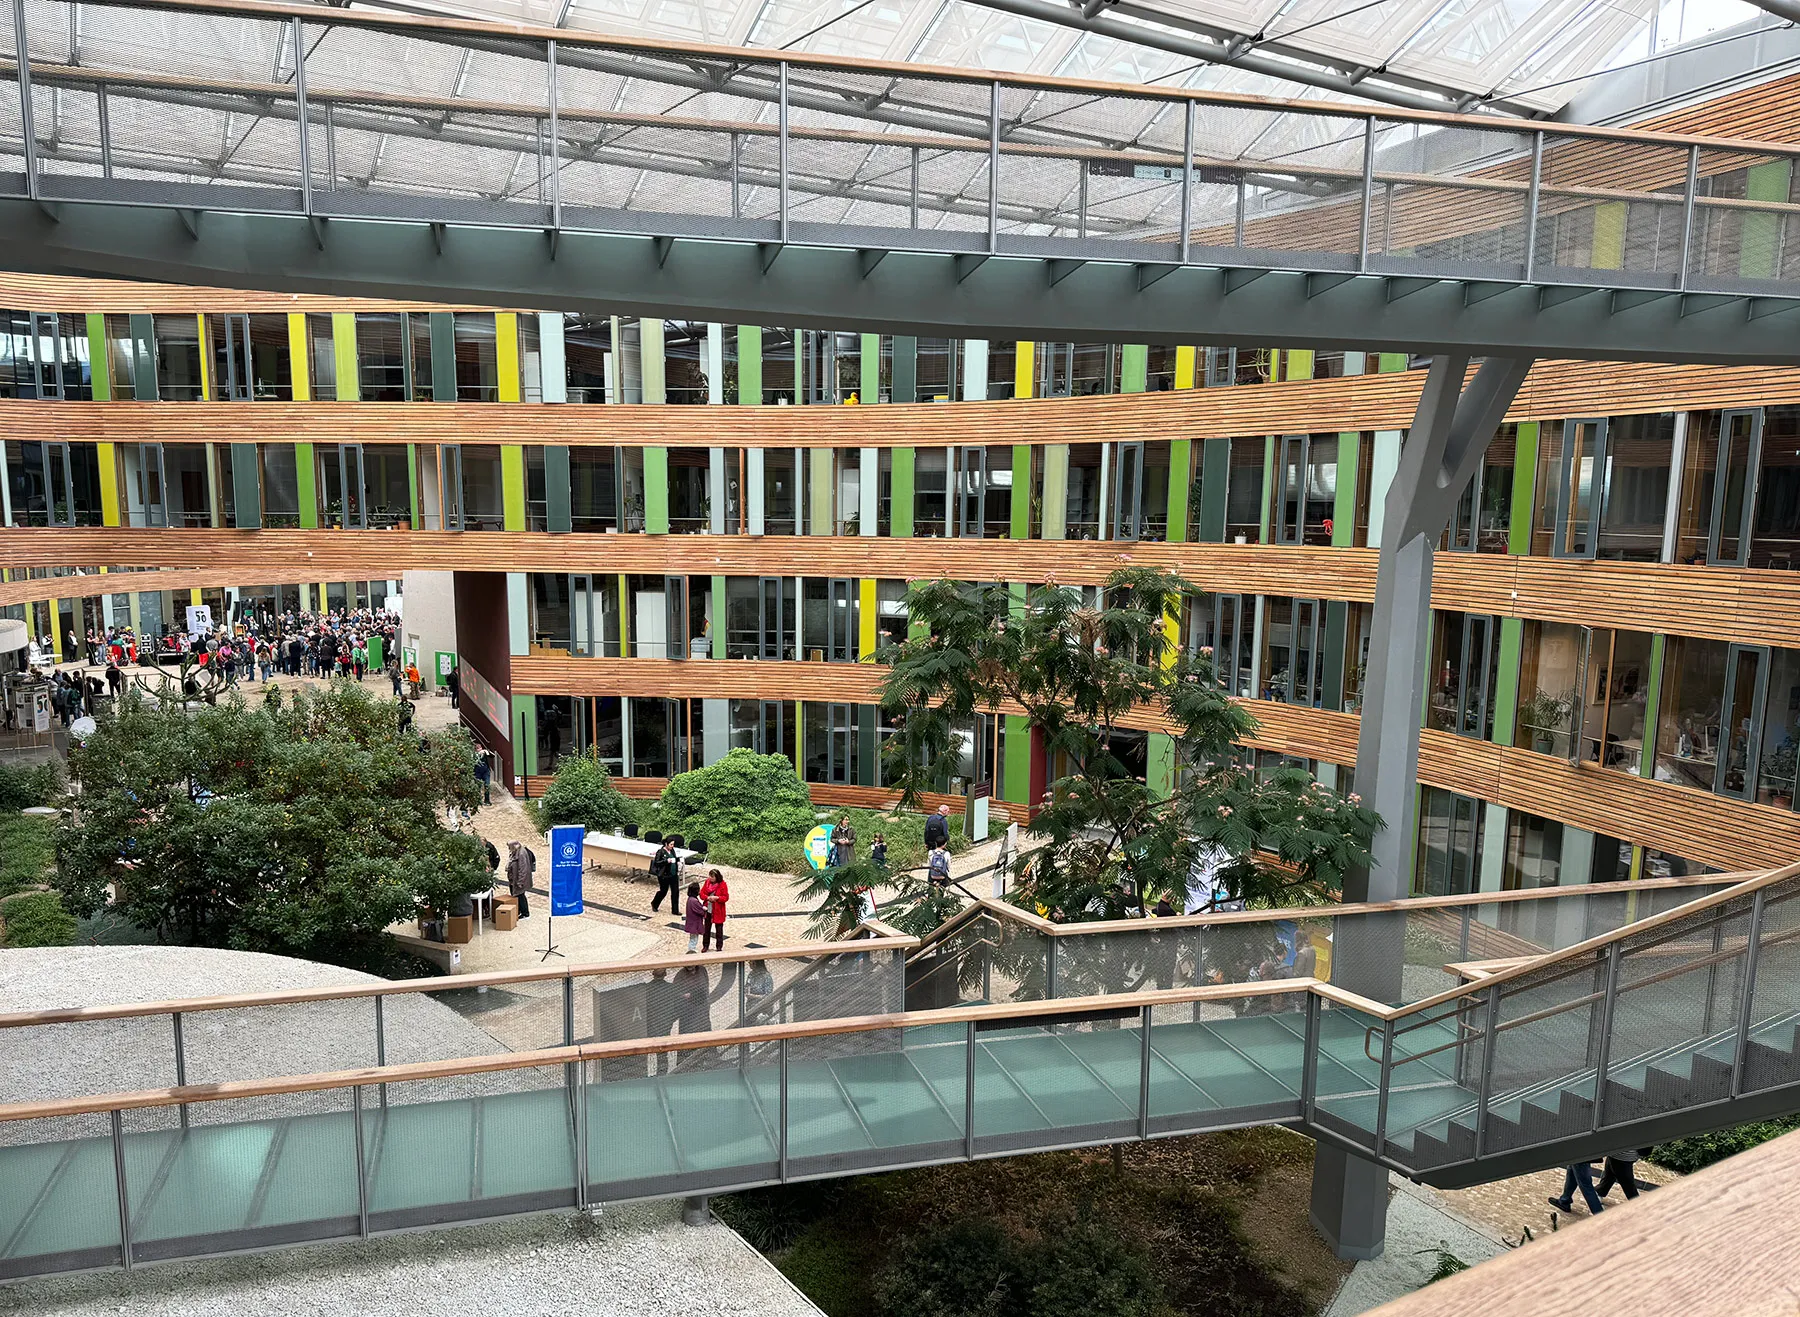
[0, 978, 1316, 1124]
[0, 934, 918, 1030]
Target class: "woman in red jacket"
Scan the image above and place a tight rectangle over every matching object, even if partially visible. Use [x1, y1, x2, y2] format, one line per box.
[699, 868, 730, 952]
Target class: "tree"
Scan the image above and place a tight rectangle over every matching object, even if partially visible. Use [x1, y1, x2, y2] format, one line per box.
[878, 568, 1380, 919]
[533, 751, 636, 834]
[656, 747, 817, 841]
[793, 857, 962, 940]
[55, 682, 488, 970]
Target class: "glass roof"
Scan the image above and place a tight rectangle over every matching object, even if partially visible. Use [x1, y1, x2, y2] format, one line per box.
[354, 0, 1769, 117]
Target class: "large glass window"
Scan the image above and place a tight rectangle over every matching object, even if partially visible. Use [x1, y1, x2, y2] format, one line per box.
[152, 314, 204, 400]
[356, 313, 420, 401]
[4, 441, 103, 526]
[762, 329, 796, 405]
[1595, 413, 1675, 562]
[164, 445, 212, 527]
[915, 337, 955, 402]
[725, 576, 795, 660]
[953, 446, 1012, 538]
[914, 448, 949, 537]
[987, 341, 1018, 400]
[1065, 444, 1103, 540]
[1755, 647, 1800, 810]
[1428, 612, 1502, 741]
[1502, 812, 1565, 890]
[1752, 405, 1800, 570]
[664, 321, 709, 404]
[444, 444, 504, 531]
[801, 578, 859, 662]
[804, 703, 863, 785]
[763, 449, 800, 536]
[1414, 787, 1484, 897]
[1144, 345, 1177, 391]
[630, 698, 675, 777]
[260, 446, 300, 527]
[1444, 425, 1514, 553]
[1655, 636, 1735, 794]
[1191, 593, 1256, 698]
[565, 314, 610, 403]
[571, 447, 619, 532]
[103, 313, 139, 400]
[1262, 597, 1327, 706]
[453, 312, 498, 401]
[1271, 434, 1336, 546]
[1516, 621, 1652, 769]
[306, 313, 337, 402]
[207, 313, 292, 401]
[668, 448, 709, 533]
[1225, 437, 1267, 543]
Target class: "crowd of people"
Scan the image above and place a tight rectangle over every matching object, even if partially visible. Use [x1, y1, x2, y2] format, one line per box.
[58, 607, 409, 690]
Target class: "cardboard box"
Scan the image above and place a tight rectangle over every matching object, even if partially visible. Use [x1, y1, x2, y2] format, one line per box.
[446, 914, 475, 944]
[493, 902, 518, 932]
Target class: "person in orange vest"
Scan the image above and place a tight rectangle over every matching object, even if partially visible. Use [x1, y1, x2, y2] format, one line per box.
[405, 662, 422, 697]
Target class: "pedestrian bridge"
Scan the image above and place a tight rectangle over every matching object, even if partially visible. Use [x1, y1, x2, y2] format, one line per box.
[4, 0, 1800, 361]
[3, 860, 1796, 1279]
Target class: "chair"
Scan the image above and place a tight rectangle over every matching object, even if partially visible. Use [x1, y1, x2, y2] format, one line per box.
[645, 830, 664, 844]
[622, 823, 639, 839]
[667, 834, 685, 850]
[689, 839, 708, 859]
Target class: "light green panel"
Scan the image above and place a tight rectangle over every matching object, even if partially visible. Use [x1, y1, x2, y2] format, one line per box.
[809, 447, 834, 534]
[889, 447, 914, 537]
[644, 446, 670, 533]
[737, 325, 762, 404]
[711, 575, 727, 658]
[641, 318, 667, 403]
[1508, 421, 1539, 555]
[1491, 616, 1524, 746]
[1165, 438, 1191, 543]
[86, 314, 110, 401]
[1332, 432, 1359, 547]
[1120, 344, 1148, 394]
[295, 442, 318, 528]
[1283, 350, 1313, 382]
[1041, 445, 1069, 540]
[1003, 715, 1032, 806]
[513, 696, 538, 777]
[860, 333, 880, 402]
[1742, 161, 1792, 280]
[407, 444, 421, 527]
[1592, 202, 1626, 270]
[501, 445, 526, 532]
[1378, 354, 1408, 373]
[1147, 733, 1176, 801]
[331, 312, 359, 401]
[1258, 434, 1275, 542]
[1011, 445, 1032, 539]
[1639, 634, 1667, 777]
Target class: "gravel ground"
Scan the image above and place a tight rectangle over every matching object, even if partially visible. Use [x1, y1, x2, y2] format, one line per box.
[0, 1204, 821, 1317]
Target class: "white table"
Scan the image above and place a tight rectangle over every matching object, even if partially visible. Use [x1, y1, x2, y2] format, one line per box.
[582, 833, 697, 879]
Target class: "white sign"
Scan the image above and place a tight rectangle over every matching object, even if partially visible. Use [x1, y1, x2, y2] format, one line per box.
[185, 605, 213, 638]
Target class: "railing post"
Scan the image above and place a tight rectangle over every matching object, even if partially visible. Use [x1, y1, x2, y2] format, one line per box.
[730, 132, 741, 221]
[1523, 130, 1544, 283]
[546, 38, 561, 231]
[777, 61, 790, 246]
[965, 1019, 978, 1159]
[1045, 937, 1058, 999]
[1677, 143, 1699, 292]
[1473, 984, 1502, 1158]
[292, 16, 311, 217]
[563, 973, 576, 1046]
[375, 994, 388, 1108]
[1458, 906, 1472, 961]
[110, 1108, 134, 1269]
[97, 84, 112, 180]
[352, 1085, 370, 1238]
[987, 80, 1001, 255]
[1357, 116, 1375, 272]
[172, 1011, 188, 1129]
[909, 145, 920, 232]
[573, 1056, 589, 1210]
[1371, 1019, 1394, 1154]
[1233, 175, 1246, 248]
[1730, 889, 1769, 1098]
[1589, 941, 1623, 1131]
[12, 0, 40, 203]
[777, 1036, 790, 1180]
[1078, 164, 1089, 240]
[1137, 1003, 1152, 1140]
[324, 101, 337, 190]
[1300, 993, 1320, 1127]
[1701, 914, 1726, 1038]
[1179, 99, 1194, 264]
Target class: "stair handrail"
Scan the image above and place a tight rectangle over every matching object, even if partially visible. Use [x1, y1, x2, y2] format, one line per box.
[1352, 858, 1800, 1062]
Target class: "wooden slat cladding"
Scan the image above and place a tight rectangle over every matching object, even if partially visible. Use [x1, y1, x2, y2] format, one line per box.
[7, 530, 1797, 650]
[10, 358, 1800, 447]
[0, 274, 502, 314]
[508, 657, 1800, 871]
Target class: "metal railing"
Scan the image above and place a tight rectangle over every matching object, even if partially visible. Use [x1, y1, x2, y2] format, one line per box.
[4, 0, 1800, 298]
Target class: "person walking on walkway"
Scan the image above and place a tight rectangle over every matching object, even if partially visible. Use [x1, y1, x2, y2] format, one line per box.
[1596, 1148, 1644, 1202]
[924, 803, 951, 851]
[649, 836, 682, 918]
[700, 868, 730, 952]
[684, 882, 709, 953]
[505, 840, 535, 918]
[1550, 1160, 1606, 1215]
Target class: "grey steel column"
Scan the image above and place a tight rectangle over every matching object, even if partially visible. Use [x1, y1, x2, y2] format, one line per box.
[777, 62, 790, 246]
[375, 994, 388, 1108]
[1311, 353, 1532, 1263]
[172, 1012, 189, 1129]
[1523, 131, 1543, 283]
[292, 17, 312, 217]
[1045, 937, 1058, 998]
[352, 1086, 370, 1238]
[777, 1037, 790, 1179]
[1357, 117, 1375, 272]
[1178, 100, 1194, 265]
[987, 80, 1001, 255]
[574, 1057, 590, 1209]
[909, 146, 920, 231]
[97, 84, 112, 179]
[964, 1020, 977, 1158]
[1371, 1019, 1394, 1152]
[1730, 889, 1769, 1098]
[1701, 914, 1726, 1037]
[13, 0, 40, 203]
[1472, 984, 1502, 1157]
[1137, 1004, 1152, 1139]
[547, 40, 561, 231]
[1589, 941, 1623, 1130]
[1677, 144, 1699, 292]
[1299, 994, 1321, 1126]
[730, 132, 741, 221]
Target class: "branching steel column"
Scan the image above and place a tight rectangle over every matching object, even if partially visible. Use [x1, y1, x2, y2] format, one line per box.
[1310, 352, 1532, 1265]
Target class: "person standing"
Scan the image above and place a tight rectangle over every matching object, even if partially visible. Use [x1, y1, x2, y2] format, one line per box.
[829, 814, 856, 868]
[397, 697, 415, 735]
[870, 833, 888, 873]
[473, 750, 492, 806]
[447, 663, 461, 709]
[649, 837, 682, 918]
[1595, 1149, 1644, 1202]
[699, 868, 730, 952]
[105, 661, 124, 700]
[684, 882, 709, 953]
[505, 840, 535, 918]
[387, 657, 403, 697]
[924, 803, 951, 851]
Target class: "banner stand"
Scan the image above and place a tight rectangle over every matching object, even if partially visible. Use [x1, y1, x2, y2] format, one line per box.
[545, 825, 585, 962]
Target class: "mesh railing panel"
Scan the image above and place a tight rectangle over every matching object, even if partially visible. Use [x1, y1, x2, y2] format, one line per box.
[1744, 887, 1800, 1094]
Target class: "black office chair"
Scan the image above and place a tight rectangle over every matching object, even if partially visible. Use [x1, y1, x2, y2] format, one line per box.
[645, 830, 664, 844]
[667, 834, 685, 850]
[689, 839, 708, 859]
[622, 823, 639, 839]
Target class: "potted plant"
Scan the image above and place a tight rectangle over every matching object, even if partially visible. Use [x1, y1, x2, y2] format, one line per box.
[1764, 732, 1797, 809]
[1519, 690, 1573, 754]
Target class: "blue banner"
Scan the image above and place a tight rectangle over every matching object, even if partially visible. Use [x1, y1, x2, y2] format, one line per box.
[549, 825, 585, 917]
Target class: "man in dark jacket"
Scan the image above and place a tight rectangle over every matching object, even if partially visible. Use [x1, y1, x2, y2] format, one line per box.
[649, 837, 682, 918]
[506, 840, 536, 918]
[923, 804, 951, 851]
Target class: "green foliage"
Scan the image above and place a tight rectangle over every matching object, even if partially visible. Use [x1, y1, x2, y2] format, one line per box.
[1018, 1223, 1160, 1317]
[777, 1227, 881, 1317]
[657, 748, 817, 841]
[879, 570, 1380, 918]
[0, 759, 62, 812]
[530, 751, 636, 835]
[707, 836, 808, 876]
[1650, 1116, 1800, 1173]
[0, 890, 78, 947]
[875, 1221, 1018, 1317]
[55, 683, 487, 971]
[0, 815, 56, 898]
[1422, 1246, 1469, 1283]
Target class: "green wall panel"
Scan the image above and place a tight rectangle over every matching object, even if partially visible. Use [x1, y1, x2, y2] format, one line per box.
[644, 446, 670, 533]
[1332, 432, 1360, 547]
[1491, 616, 1524, 746]
[230, 444, 261, 529]
[1120, 344, 1148, 394]
[1639, 633, 1667, 777]
[1165, 437, 1191, 543]
[332, 312, 359, 402]
[502, 446, 527, 532]
[737, 325, 762, 404]
[890, 447, 914, 537]
[860, 333, 880, 403]
[86, 314, 110, 401]
[1011, 444, 1033, 539]
[545, 445, 572, 533]
[1258, 434, 1275, 543]
[1743, 161, 1792, 280]
[295, 443, 317, 528]
[1508, 421, 1539, 556]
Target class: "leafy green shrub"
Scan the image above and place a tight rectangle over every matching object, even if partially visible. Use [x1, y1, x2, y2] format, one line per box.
[1651, 1116, 1800, 1173]
[0, 760, 62, 812]
[0, 815, 56, 898]
[531, 752, 636, 835]
[875, 1220, 1017, 1317]
[715, 1181, 848, 1252]
[777, 1227, 880, 1317]
[657, 749, 816, 841]
[1020, 1223, 1160, 1317]
[706, 837, 808, 876]
[1, 890, 77, 948]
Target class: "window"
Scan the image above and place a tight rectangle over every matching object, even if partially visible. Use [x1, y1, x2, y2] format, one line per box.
[726, 577, 797, 660]
[1595, 413, 1675, 562]
[1191, 593, 1256, 698]
[668, 448, 709, 533]
[4, 442, 102, 526]
[443, 444, 504, 530]
[1263, 597, 1327, 706]
[1414, 787, 1484, 897]
[1428, 612, 1502, 741]
[1444, 425, 1514, 553]
[0, 313, 92, 399]
[1065, 444, 1103, 540]
[152, 315, 204, 400]
[1225, 437, 1267, 543]
[1654, 636, 1769, 797]
[1271, 434, 1336, 545]
[570, 447, 618, 532]
[517, 316, 542, 403]
[207, 313, 292, 400]
[1751, 405, 1800, 570]
[955, 446, 1012, 538]
[164, 445, 212, 527]
[987, 341, 1018, 400]
[804, 703, 863, 785]
[1144, 345, 1177, 391]
[666, 321, 709, 404]
[1037, 343, 1115, 397]
[453, 312, 498, 401]
[356, 313, 413, 401]
[104, 314, 139, 400]
[801, 578, 859, 662]
[564, 314, 610, 403]
[260, 446, 300, 527]
[763, 449, 800, 535]
[915, 337, 955, 402]
[306, 313, 337, 401]
[762, 328, 796, 405]
[914, 448, 949, 537]
[1516, 621, 1652, 769]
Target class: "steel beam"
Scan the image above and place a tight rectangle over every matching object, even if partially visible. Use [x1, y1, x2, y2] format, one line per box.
[7, 203, 1798, 363]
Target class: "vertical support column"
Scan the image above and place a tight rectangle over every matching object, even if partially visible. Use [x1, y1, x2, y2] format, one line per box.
[295, 442, 318, 529]
[859, 448, 878, 535]
[540, 312, 567, 403]
[639, 317, 665, 404]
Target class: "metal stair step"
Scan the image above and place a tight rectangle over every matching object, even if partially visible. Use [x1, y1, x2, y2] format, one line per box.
[1744, 1039, 1800, 1092]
